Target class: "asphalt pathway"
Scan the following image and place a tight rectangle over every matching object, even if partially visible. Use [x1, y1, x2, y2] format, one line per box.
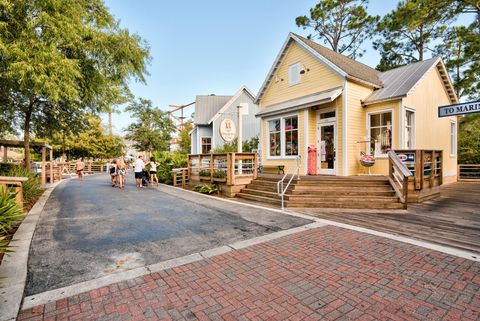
[25, 174, 311, 296]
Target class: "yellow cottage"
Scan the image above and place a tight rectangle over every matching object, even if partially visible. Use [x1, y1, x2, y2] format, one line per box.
[255, 33, 459, 183]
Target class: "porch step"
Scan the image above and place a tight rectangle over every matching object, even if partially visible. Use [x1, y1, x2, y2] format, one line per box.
[236, 175, 403, 210]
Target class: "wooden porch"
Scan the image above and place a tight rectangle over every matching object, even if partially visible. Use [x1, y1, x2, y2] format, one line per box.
[295, 181, 480, 255]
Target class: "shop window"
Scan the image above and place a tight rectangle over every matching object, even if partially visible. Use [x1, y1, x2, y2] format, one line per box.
[405, 109, 415, 149]
[267, 115, 299, 158]
[284, 116, 298, 156]
[201, 137, 211, 154]
[268, 119, 281, 156]
[288, 62, 301, 86]
[369, 111, 392, 156]
[450, 121, 457, 156]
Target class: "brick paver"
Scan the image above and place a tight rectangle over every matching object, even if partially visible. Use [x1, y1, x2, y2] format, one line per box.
[19, 226, 480, 321]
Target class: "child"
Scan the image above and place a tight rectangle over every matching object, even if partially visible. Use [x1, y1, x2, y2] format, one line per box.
[109, 160, 117, 187]
[149, 157, 159, 187]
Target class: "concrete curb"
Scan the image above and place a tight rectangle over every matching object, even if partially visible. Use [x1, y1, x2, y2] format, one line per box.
[0, 180, 65, 321]
[21, 221, 327, 310]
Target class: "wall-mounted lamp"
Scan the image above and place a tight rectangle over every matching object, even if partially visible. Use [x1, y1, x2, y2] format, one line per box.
[300, 64, 310, 74]
[312, 106, 319, 110]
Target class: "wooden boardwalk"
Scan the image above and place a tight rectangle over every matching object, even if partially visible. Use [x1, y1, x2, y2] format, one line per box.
[295, 182, 480, 255]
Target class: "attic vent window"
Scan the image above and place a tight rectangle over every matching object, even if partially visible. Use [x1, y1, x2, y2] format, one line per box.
[288, 62, 301, 86]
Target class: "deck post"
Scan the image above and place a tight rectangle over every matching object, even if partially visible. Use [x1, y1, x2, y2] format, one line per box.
[210, 154, 214, 182]
[172, 171, 177, 187]
[231, 153, 236, 185]
[182, 169, 186, 188]
[253, 153, 258, 179]
[3, 145, 7, 162]
[49, 148, 54, 183]
[414, 150, 421, 190]
[41, 145, 46, 186]
[439, 151, 443, 185]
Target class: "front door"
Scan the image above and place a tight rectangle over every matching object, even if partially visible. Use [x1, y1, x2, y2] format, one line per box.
[317, 121, 336, 175]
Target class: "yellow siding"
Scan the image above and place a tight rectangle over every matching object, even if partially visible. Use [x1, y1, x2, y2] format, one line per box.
[261, 43, 342, 107]
[345, 81, 374, 175]
[403, 66, 458, 180]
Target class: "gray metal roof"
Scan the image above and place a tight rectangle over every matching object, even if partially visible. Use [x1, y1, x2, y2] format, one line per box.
[193, 95, 233, 125]
[363, 57, 440, 103]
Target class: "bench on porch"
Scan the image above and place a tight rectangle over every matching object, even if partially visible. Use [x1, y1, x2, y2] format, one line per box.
[261, 165, 285, 175]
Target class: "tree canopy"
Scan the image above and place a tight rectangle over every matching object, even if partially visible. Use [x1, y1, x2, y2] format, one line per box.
[176, 122, 193, 155]
[0, 0, 150, 166]
[124, 98, 175, 156]
[296, 0, 379, 59]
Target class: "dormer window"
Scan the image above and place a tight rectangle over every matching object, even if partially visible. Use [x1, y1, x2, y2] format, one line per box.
[288, 62, 301, 86]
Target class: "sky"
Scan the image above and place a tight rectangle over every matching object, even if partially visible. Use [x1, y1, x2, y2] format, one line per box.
[101, 0, 403, 134]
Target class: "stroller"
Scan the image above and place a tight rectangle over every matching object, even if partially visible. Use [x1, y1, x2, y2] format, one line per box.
[141, 170, 150, 187]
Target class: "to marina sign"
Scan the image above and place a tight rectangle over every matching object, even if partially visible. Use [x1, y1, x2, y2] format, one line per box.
[438, 100, 480, 117]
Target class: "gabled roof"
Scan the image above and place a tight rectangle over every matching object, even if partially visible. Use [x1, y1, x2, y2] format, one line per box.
[363, 57, 458, 104]
[208, 86, 255, 124]
[255, 33, 383, 104]
[193, 95, 232, 125]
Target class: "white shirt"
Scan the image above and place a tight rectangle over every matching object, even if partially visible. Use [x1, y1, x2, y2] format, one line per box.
[134, 158, 145, 172]
[150, 161, 157, 171]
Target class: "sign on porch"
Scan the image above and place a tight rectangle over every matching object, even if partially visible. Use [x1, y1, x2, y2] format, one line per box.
[438, 100, 480, 117]
[219, 118, 236, 142]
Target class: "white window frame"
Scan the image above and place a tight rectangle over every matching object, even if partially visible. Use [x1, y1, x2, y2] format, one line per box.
[265, 113, 299, 160]
[288, 62, 301, 86]
[200, 136, 212, 154]
[450, 121, 457, 157]
[404, 108, 416, 149]
[366, 108, 395, 158]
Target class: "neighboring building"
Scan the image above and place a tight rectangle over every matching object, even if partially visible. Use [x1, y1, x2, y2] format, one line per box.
[190, 86, 259, 154]
[256, 33, 459, 182]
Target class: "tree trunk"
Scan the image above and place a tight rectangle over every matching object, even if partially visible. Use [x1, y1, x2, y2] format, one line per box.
[23, 102, 34, 171]
[108, 111, 113, 135]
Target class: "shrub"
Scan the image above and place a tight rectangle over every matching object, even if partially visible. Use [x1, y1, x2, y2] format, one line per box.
[199, 170, 211, 177]
[152, 151, 188, 185]
[212, 170, 226, 179]
[193, 183, 222, 195]
[2, 166, 43, 208]
[0, 187, 23, 235]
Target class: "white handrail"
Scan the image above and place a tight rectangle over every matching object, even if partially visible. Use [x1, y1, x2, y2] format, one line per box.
[276, 156, 301, 210]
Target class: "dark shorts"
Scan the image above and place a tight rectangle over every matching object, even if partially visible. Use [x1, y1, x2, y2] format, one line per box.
[150, 171, 157, 174]
[135, 172, 143, 179]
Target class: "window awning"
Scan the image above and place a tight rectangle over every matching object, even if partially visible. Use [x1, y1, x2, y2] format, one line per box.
[255, 86, 343, 118]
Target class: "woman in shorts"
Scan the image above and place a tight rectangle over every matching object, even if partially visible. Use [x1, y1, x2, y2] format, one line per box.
[149, 157, 159, 187]
[76, 158, 85, 180]
[116, 158, 127, 189]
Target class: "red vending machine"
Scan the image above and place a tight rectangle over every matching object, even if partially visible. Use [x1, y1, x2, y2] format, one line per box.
[308, 145, 317, 175]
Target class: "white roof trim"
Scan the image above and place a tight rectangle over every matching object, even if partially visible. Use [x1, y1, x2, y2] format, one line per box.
[255, 33, 347, 104]
[188, 126, 197, 136]
[208, 86, 256, 124]
[256, 87, 342, 118]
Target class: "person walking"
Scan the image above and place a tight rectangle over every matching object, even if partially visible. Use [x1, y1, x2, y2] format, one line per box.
[134, 155, 145, 188]
[76, 158, 85, 180]
[117, 158, 127, 189]
[149, 157, 159, 187]
[109, 159, 117, 187]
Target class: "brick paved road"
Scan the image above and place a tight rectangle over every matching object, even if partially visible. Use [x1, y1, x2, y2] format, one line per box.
[19, 226, 480, 321]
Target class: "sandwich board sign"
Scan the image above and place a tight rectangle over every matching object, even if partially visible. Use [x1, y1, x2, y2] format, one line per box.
[438, 100, 480, 117]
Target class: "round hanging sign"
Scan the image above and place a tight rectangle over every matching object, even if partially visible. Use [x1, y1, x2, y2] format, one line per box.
[219, 118, 236, 142]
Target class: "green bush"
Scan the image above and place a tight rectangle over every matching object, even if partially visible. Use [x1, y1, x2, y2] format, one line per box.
[1, 166, 43, 208]
[0, 187, 23, 236]
[212, 170, 226, 179]
[193, 183, 222, 195]
[152, 151, 188, 185]
[199, 170, 211, 177]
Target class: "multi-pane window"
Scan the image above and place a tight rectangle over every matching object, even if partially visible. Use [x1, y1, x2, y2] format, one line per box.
[284, 116, 298, 156]
[369, 111, 392, 155]
[288, 62, 301, 86]
[268, 119, 281, 156]
[450, 122, 457, 156]
[405, 110, 415, 149]
[267, 116, 299, 157]
[201, 137, 211, 154]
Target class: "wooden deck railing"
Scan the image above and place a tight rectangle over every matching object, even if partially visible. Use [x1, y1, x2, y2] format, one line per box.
[387, 151, 411, 208]
[172, 168, 189, 188]
[458, 164, 480, 181]
[0, 176, 29, 209]
[186, 153, 258, 186]
[59, 162, 105, 175]
[395, 150, 443, 190]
